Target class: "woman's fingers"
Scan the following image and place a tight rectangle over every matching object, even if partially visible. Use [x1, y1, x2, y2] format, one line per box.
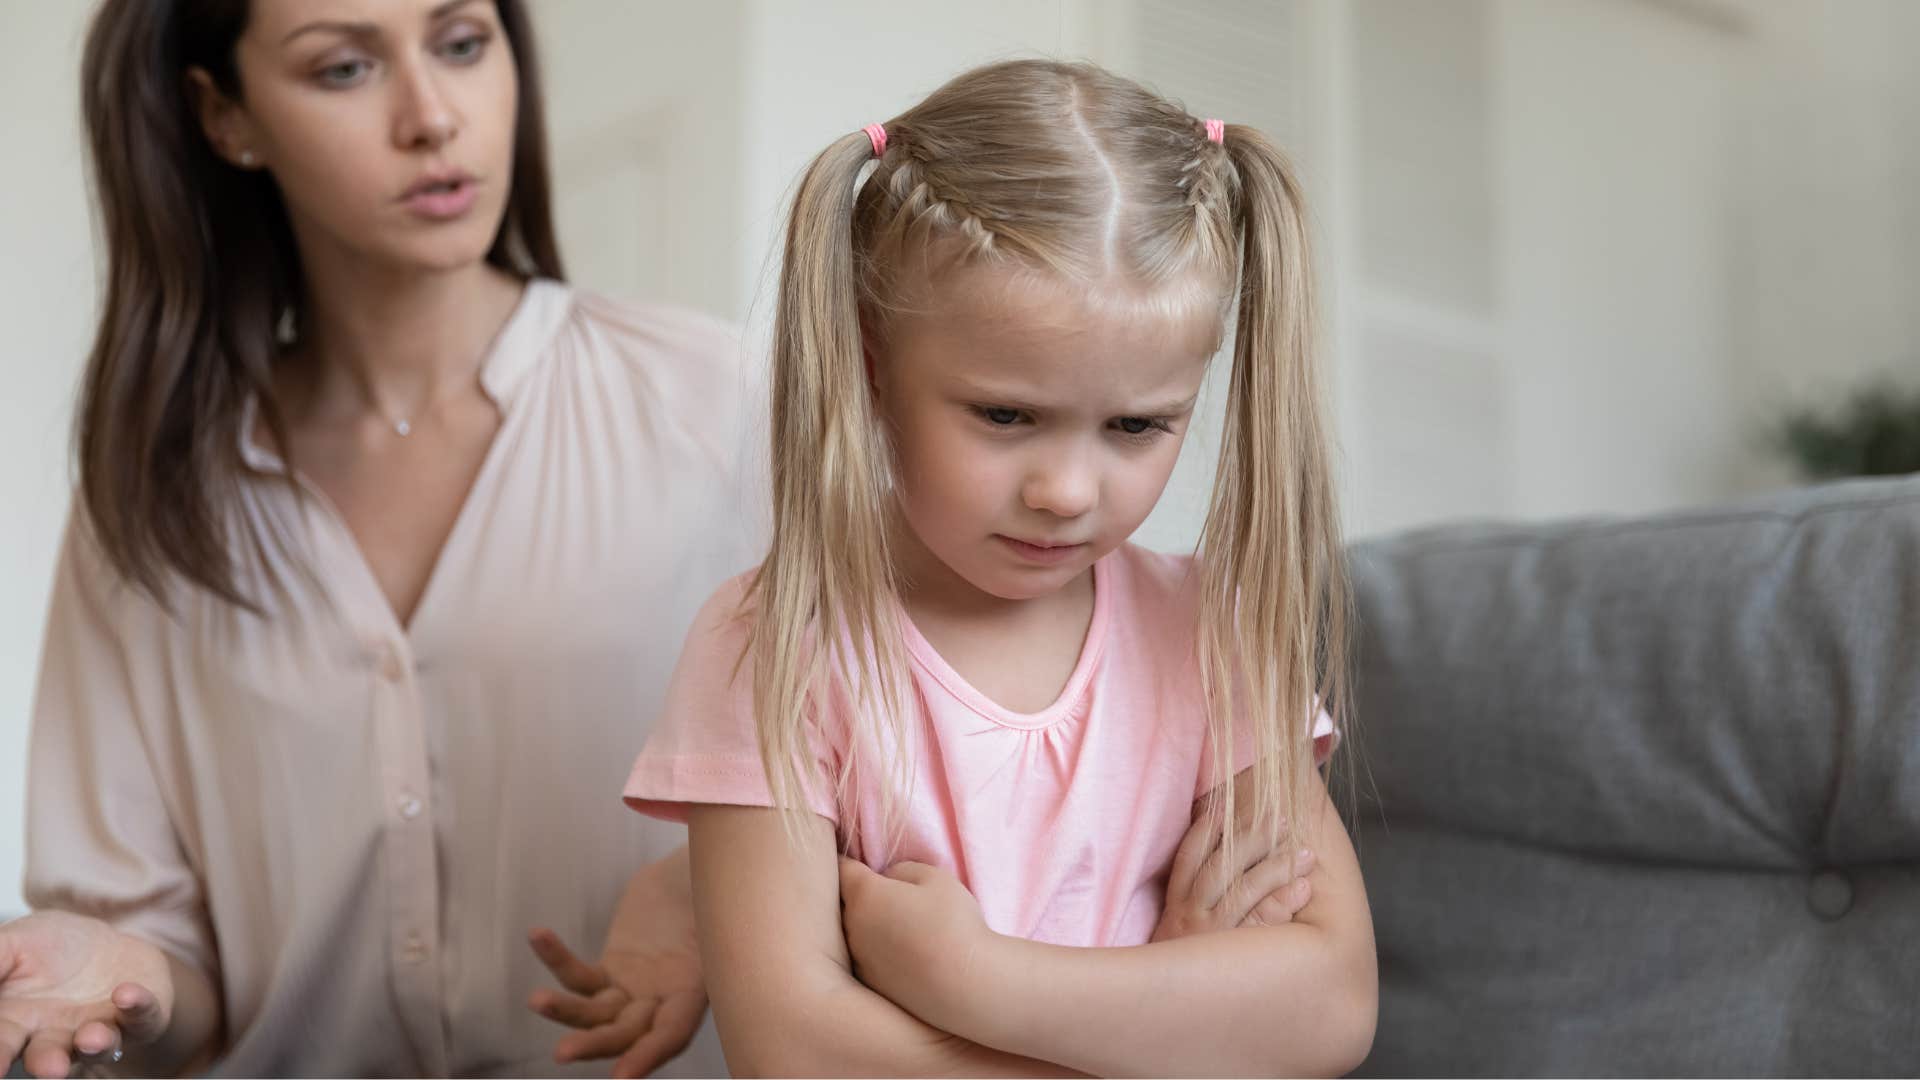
[72, 1018, 121, 1058]
[612, 993, 705, 1079]
[556, 996, 658, 1064]
[531, 985, 626, 1030]
[111, 981, 166, 1044]
[21, 1027, 74, 1080]
[528, 928, 610, 995]
[1, 1017, 32, 1076]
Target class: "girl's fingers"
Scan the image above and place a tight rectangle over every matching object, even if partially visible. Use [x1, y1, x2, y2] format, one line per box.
[1242, 877, 1314, 929]
[1196, 819, 1290, 910]
[21, 1028, 74, 1080]
[556, 997, 658, 1064]
[882, 861, 935, 884]
[528, 928, 610, 995]
[1165, 812, 1219, 903]
[1220, 847, 1315, 926]
[612, 992, 706, 1079]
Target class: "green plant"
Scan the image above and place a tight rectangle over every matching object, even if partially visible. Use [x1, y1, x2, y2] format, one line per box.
[1773, 376, 1920, 479]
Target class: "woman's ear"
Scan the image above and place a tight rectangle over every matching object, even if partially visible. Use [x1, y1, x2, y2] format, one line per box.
[186, 66, 261, 168]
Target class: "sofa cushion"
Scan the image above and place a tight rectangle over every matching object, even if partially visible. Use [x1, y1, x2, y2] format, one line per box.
[1344, 475, 1920, 1075]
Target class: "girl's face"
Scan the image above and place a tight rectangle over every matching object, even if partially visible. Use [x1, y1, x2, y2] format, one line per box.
[193, 0, 519, 273]
[875, 267, 1219, 604]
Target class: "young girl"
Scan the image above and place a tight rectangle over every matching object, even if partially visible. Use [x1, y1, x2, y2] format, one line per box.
[625, 59, 1376, 1076]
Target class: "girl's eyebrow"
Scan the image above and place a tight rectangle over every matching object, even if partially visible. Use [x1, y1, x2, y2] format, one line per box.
[282, 0, 483, 44]
[951, 378, 1199, 418]
[1135, 392, 1201, 416]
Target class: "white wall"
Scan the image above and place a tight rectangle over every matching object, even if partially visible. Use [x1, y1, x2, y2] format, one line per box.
[1498, 0, 1742, 520]
[1728, 0, 1920, 490]
[1337, 0, 1920, 535]
[539, 0, 750, 319]
[1, 2, 97, 918]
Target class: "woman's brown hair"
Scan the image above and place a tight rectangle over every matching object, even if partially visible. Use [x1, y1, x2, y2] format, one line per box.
[76, 0, 565, 607]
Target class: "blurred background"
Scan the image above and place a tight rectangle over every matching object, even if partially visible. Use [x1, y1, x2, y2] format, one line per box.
[3, 0, 1916, 913]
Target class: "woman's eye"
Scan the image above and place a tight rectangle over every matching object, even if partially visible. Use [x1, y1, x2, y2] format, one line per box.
[441, 34, 487, 62]
[318, 59, 370, 86]
[981, 407, 1021, 426]
[1116, 417, 1156, 435]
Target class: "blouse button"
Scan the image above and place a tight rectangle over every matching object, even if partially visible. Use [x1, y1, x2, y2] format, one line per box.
[377, 647, 406, 683]
[398, 793, 424, 821]
[401, 934, 430, 964]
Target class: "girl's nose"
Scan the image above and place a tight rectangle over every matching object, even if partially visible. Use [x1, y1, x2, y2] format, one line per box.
[1021, 454, 1098, 518]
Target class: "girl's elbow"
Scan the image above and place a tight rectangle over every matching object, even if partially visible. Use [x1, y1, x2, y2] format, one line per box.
[1261, 990, 1374, 1078]
[1265, 949, 1377, 1077]
[1318, 965, 1379, 1076]
[1331, 984, 1379, 1075]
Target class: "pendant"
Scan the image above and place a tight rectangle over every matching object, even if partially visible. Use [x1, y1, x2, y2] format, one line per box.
[395, 419, 412, 437]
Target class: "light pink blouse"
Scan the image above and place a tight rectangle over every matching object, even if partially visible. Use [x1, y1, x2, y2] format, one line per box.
[26, 280, 762, 1077]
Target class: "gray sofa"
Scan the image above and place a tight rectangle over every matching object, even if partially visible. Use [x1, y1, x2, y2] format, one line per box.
[1344, 474, 1919, 1076]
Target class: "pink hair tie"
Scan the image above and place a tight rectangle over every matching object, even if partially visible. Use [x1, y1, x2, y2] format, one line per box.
[863, 123, 889, 157]
[1204, 118, 1225, 145]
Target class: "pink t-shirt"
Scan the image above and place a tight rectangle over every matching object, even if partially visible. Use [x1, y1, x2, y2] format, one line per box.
[624, 542, 1335, 948]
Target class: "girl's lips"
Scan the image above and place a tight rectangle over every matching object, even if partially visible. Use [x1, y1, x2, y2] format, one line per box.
[996, 535, 1088, 565]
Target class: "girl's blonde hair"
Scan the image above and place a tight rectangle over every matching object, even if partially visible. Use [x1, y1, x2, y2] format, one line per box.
[748, 59, 1350, 864]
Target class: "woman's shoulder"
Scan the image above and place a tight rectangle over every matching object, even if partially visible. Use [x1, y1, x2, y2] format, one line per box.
[560, 285, 749, 391]
[548, 283, 766, 487]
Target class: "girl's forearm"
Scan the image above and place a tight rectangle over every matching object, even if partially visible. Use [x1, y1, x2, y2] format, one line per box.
[720, 974, 1083, 1078]
[943, 925, 1376, 1078]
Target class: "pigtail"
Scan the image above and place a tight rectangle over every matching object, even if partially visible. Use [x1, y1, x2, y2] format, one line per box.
[1196, 124, 1353, 868]
[748, 132, 914, 853]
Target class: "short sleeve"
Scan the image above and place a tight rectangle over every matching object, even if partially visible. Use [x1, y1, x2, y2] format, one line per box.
[1196, 703, 1342, 800]
[24, 514, 219, 982]
[623, 573, 842, 824]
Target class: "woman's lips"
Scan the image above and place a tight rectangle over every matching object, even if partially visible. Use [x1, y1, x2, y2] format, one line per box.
[400, 177, 479, 220]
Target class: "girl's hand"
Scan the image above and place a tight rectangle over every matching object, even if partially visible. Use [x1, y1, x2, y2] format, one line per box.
[528, 850, 707, 1078]
[1152, 811, 1317, 942]
[0, 910, 175, 1079]
[839, 859, 994, 1032]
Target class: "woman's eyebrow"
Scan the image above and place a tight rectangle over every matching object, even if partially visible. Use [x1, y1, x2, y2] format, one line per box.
[282, 0, 484, 45]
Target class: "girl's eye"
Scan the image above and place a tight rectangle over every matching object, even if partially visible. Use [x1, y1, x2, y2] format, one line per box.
[980, 407, 1021, 426]
[1114, 416, 1170, 437]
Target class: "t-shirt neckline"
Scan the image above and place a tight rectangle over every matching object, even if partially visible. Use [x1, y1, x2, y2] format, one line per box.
[898, 556, 1112, 731]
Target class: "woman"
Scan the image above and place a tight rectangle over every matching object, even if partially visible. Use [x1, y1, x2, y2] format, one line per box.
[0, 0, 753, 1075]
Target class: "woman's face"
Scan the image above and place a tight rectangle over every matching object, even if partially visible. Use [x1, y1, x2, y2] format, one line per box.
[194, 0, 520, 274]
